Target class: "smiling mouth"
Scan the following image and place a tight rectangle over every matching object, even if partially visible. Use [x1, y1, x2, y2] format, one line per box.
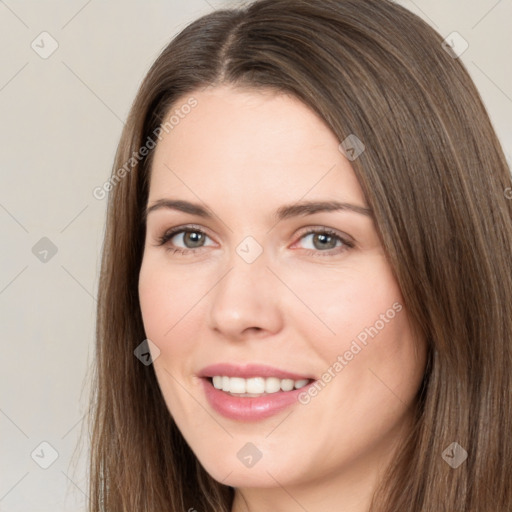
[207, 376, 313, 397]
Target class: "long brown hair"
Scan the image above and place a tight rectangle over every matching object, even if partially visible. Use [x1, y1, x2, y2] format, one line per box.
[88, 0, 512, 510]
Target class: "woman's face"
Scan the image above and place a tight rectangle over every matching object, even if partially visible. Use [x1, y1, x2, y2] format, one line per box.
[138, 85, 427, 505]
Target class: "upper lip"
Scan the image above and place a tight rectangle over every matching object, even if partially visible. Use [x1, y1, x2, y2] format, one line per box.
[198, 363, 314, 381]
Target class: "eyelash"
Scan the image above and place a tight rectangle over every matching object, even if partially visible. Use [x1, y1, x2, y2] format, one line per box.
[155, 224, 354, 257]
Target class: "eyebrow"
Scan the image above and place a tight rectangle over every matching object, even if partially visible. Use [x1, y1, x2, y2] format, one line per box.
[144, 198, 372, 223]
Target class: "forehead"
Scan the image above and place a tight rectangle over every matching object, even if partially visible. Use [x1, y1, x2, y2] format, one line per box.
[148, 85, 366, 210]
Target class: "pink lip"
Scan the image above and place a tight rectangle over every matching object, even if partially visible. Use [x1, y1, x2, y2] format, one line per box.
[201, 379, 315, 421]
[198, 363, 316, 422]
[198, 363, 313, 380]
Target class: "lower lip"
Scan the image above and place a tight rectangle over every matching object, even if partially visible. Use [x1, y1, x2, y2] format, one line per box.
[201, 378, 313, 421]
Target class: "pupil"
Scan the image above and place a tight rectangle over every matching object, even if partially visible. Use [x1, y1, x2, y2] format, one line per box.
[314, 233, 335, 250]
[185, 231, 204, 248]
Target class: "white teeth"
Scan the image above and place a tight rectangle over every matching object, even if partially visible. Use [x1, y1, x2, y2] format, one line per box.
[294, 379, 309, 389]
[281, 379, 295, 391]
[246, 377, 266, 394]
[229, 377, 246, 394]
[265, 377, 281, 394]
[211, 376, 310, 394]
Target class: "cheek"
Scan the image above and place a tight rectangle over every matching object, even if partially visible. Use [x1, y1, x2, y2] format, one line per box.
[138, 257, 208, 346]
[138, 259, 208, 425]
[287, 254, 405, 350]
[317, 292, 424, 430]
[295, 256, 425, 404]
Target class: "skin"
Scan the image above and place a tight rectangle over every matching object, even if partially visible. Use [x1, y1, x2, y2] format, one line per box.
[138, 85, 427, 512]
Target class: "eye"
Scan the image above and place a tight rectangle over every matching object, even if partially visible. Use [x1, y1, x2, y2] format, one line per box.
[293, 227, 354, 256]
[156, 225, 215, 255]
[155, 225, 354, 257]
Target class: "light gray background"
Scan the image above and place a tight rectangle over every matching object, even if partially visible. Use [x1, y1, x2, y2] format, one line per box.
[1, 0, 510, 510]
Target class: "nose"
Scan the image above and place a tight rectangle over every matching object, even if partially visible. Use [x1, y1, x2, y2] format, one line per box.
[207, 249, 284, 341]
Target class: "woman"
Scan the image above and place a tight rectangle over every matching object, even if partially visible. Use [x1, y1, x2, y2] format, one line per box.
[89, 0, 512, 510]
